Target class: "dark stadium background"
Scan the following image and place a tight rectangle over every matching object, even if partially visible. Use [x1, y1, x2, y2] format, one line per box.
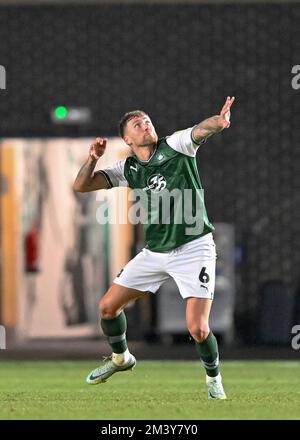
[0, 0, 299, 358]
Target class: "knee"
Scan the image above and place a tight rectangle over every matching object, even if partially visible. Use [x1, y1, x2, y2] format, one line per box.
[188, 323, 210, 343]
[98, 297, 119, 319]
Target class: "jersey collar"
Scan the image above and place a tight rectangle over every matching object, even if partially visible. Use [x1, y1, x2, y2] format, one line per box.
[133, 144, 158, 164]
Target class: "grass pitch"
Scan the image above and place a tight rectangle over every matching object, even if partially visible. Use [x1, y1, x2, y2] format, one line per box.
[0, 360, 299, 420]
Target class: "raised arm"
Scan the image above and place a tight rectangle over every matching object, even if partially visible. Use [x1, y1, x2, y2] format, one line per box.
[73, 138, 109, 192]
[192, 96, 235, 144]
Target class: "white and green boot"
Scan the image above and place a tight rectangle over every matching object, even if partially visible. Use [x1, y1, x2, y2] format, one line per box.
[206, 374, 227, 400]
[86, 354, 136, 385]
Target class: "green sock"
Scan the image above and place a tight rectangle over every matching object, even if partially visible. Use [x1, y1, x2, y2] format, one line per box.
[100, 311, 127, 354]
[195, 332, 220, 377]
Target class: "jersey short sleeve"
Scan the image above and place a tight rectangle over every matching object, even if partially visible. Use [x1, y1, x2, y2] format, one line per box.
[98, 159, 128, 188]
[166, 126, 205, 157]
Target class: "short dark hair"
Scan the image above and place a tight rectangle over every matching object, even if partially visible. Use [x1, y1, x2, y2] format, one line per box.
[119, 110, 148, 138]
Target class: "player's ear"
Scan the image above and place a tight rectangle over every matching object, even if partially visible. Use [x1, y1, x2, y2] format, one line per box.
[123, 134, 131, 146]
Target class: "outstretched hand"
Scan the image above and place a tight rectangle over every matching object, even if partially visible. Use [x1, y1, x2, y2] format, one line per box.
[219, 96, 235, 129]
[89, 138, 107, 160]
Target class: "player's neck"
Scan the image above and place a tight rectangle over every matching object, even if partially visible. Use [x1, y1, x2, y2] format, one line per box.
[132, 144, 156, 161]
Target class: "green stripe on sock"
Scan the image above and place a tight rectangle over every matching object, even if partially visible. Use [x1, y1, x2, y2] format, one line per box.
[101, 311, 128, 354]
[195, 332, 220, 377]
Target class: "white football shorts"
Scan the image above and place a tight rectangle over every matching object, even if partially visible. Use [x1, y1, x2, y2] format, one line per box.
[113, 233, 217, 300]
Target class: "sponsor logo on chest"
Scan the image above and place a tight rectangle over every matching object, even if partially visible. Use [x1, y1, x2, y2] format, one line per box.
[142, 174, 167, 193]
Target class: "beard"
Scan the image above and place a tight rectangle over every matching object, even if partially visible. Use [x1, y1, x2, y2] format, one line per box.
[138, 132, 157, 147]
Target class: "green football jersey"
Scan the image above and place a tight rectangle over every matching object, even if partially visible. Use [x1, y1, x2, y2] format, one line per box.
[101, 127, 214, 252]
